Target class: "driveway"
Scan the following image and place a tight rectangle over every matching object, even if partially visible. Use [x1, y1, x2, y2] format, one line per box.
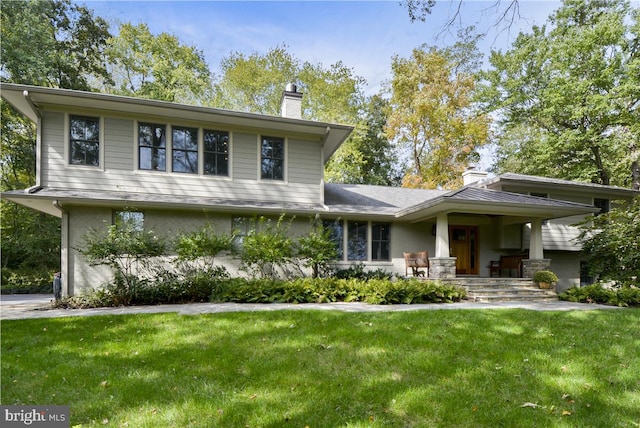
[0, 293, 624, 321]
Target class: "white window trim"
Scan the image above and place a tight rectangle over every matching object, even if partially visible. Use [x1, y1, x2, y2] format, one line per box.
[64, 113, 104, 170]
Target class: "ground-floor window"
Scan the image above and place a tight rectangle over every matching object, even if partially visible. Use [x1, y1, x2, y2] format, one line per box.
[324, 220, 391, 262]
[113, 210, 144, 232]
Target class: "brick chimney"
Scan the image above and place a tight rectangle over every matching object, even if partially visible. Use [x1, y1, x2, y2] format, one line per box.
[280, 83, 302, 119]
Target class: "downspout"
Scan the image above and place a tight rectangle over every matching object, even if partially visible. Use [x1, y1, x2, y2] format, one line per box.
[320, 126, 330, 207]
[53, 201, 70, 297]
[23, 90, 43, 187]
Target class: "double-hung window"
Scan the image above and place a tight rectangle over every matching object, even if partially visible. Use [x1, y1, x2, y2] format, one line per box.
[204, 130, 229, 176]
[325, 220, 391, 262]
[371, 223, 390, 261]
[323, 220, 344, 260]
[261, 136, 285, 180]
[139, 123, 166, 171]
[347, 221, 368, 261]
[70, 115, 100, 166]
[172, 126, 198, 173]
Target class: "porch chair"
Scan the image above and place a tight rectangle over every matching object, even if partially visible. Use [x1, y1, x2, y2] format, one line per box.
[404, 251, 429, 277]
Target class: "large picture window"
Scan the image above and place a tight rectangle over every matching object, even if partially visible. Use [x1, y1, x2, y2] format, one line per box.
[204, 130, 229, 176]
[139, 123, 166, 171]
[261, 136, 285, 180]
[70, 115, 100, 166]
[172, 126, 198, 173]
[371, 223, 390, 261]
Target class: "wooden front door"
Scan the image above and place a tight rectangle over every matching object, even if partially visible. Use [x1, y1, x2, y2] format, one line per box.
[449, 226, 479, 275]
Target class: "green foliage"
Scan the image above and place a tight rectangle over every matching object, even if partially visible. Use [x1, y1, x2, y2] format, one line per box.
[237, 215, 295, 278]
[211, 277, 466, 305]
[0, 268, 54, 294]
[104, 23, 212, 104]
[0, 0, 112, 90]
[325, 95, 402, 186]
[331, 263, 394, 280]
[386, 30, 489, 189]
[559, 282, 640, 307]
[295, 217, 338, 278]
[532, 270, 558, 284]
[175, 224, 234, 270]
[576, 197, 640, 281]
[78, 223, 167, 289]
[482, 0, 640, 186]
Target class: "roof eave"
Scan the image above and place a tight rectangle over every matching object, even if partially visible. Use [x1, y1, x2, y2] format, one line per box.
[396, 199, 599, 223]
[1, 83, 353, 159]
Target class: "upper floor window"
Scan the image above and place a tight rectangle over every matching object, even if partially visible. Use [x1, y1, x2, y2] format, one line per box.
[172, 126, 198, 173]
[261, 136, 285, 180]
[204, 130, 229, 176]
[139, 123, 166, 171]
[594, 198, 610, 215]
[70, 115, 100, 166]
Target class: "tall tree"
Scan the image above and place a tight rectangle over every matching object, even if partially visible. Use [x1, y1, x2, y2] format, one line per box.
[325, 96, 401, 185]
[386, 37, 490, 190]
[213, 45, 402, 184]
[213, 45, 299, 114]
[482, 0, 640, 186]
[1, 0, 112, 270]
[104, 23, 212, 104]
[1, 0, 112, 90]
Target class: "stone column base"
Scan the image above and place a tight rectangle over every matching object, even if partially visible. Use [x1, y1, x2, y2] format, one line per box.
[522, 259, 551, 278]
[429, 257, 457, 279]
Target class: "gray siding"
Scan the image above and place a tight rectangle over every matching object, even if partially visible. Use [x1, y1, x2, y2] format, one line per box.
[41, 111, 323, 204]
[105, 117, 134, 171]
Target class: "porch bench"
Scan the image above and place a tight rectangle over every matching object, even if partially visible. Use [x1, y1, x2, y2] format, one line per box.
[488, 255, 526, 278]
[404, 251, 429, 277]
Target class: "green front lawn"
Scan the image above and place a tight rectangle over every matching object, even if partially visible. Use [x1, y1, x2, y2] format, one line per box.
[2, 309, 639, 427]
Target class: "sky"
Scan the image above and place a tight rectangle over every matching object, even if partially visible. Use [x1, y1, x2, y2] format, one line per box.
[87, 0, 564, 95]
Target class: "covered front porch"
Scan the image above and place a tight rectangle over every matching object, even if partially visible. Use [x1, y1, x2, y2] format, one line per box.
[395, 186, 599, 281]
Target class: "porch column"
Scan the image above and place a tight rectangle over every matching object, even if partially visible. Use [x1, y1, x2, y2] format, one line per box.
[430, 213, 457, 279]
[434, 213, 449, 257]
[522, 219, 551, 278]
[529, 219, 544, 259]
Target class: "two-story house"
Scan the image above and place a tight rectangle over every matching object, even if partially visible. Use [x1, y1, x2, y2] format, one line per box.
[2, 83, 637, 296]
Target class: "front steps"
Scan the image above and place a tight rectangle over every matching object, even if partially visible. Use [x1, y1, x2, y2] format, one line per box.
[439, 277, 558, 303]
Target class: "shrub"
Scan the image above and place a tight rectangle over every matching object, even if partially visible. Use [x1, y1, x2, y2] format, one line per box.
[237, 215, 295, 278]
[1, 268, 54, 294]
[331, 263, 394, 280]
[296, 217, 338, 278]
[533, 270, 558, 284]
[559, 282, 640, 307]
[210, 277, 466, 305]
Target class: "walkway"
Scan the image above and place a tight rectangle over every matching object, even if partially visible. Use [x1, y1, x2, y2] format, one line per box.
[0, 294, 624, 320]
